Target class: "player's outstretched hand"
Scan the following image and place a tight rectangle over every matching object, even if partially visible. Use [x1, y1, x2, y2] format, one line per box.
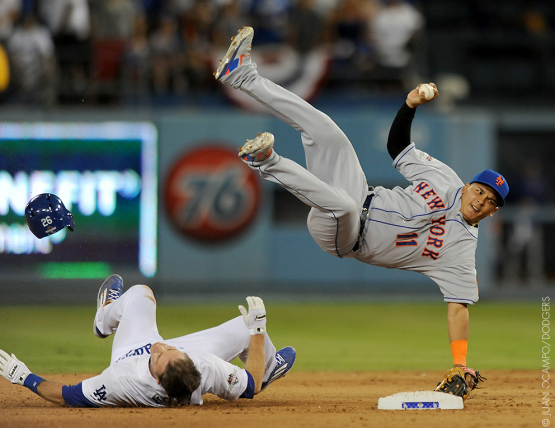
[406, 83, 439, 108]
[435, 366, 485, 401]
[0, 349, 31, 385]
[238, 296, 267, 335]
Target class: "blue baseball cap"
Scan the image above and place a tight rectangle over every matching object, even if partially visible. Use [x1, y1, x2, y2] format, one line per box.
[470, 169, 509, 207]
[25, 193, 75, 239]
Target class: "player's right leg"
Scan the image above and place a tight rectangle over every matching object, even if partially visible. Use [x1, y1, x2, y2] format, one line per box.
[93, 275, 162, 362]
[215, 27, 367, 203]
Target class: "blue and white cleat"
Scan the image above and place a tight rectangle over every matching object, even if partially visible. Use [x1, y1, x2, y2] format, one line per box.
[94, 274, 124, 338]
[214, 26, 253, 80]
[238, 132, 274, 164]
[261, 346, 296, 391]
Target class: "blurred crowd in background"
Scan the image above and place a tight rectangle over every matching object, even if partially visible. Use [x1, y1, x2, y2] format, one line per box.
[0, 0, 425, 106]
[1, 0, 553, 107]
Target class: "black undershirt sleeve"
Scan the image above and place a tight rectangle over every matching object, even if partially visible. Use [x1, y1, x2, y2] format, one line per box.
[387, 101, 416, 160]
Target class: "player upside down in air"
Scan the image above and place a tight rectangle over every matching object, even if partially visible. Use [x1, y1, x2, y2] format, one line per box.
[0, 275, 296, 406]
[214, 27, 507, 400]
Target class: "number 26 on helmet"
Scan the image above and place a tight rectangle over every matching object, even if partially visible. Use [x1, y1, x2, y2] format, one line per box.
[25, 193, 75, 239]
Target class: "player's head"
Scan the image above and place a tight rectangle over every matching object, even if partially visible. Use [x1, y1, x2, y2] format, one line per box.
[25, 193, 75, 239]
[149, 342, 201, 405]
[460, 169, 509, 225]
[470, 169, 509, 207]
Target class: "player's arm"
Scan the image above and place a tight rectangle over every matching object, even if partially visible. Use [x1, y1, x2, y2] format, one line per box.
[37, 380, 66, 405]
[0, 349, 66, 405]
[436, 303, 485, 400]
[0, 349, 99, 407]
[245, 335, 265, 394]
[387, 83, 438, 160]
[447, 302, 469, 367]
[238, 296, 267, 395]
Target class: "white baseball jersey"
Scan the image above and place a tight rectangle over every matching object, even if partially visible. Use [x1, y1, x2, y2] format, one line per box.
[224, 62, 479, 305]
[79, 347, 249, 407]
[63, 285, 278, 407]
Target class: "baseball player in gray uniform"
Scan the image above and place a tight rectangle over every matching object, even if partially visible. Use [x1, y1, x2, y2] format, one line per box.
[0, 275, 296, 406]
[215, 27, 509, 399]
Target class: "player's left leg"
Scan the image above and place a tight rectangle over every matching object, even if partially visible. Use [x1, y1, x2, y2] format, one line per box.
[165, 316, 279, 382]
[216, 27, 367, 202]
[93, 274, 124, 339]
[93, 276, 162, 363]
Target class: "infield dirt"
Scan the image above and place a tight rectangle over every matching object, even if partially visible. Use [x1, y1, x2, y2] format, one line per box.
[0, 370, 538, 427]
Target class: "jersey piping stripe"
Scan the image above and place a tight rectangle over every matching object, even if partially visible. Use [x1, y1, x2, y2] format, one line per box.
[445, 219, 478, 239]
[369, 187, 479, 238]
[393, 143, 415, 169]
[368, 216, 478, 239]
[371, 187, 463, 220]
[368, 218, 421, 230]
[258, 168, 343, 258]
[444, 297, 476, 304]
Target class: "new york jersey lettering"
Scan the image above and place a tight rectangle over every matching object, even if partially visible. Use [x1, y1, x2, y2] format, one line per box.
[413, 182, 445, 210]
[422, 248, 440, 260]
[420, 215, 447, 260]
[413, 182, 429, 194]
[430, 225, 445, 236]
[431, 215, 446, 226]
[421, 189, 437, 200]
[427, 196, 446, 210]
[426, 236, 443, 248]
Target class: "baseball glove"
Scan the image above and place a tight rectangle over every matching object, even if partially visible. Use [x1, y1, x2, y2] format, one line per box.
[435, 367, 486, 401]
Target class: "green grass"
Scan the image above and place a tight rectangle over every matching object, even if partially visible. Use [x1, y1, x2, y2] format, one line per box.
[0, 302, 536, 374]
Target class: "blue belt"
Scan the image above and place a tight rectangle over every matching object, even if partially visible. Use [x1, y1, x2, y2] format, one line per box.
[352, 192, 373, 252]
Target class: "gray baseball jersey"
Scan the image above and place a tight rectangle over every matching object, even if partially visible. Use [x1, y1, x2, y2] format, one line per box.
[356, 143, 479, 304]
[223, 61, 479, 305]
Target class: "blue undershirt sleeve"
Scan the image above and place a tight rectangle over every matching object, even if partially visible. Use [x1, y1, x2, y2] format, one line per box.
[239, 371, 255, 399]
[62, 383, 99, 407]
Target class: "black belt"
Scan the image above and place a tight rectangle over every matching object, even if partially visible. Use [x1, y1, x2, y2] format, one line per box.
[352, 193, 373, 252]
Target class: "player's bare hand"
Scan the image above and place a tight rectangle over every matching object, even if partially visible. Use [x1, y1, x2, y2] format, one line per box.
[238, 296, 267, 335]
[0, 350, 31, 385]
[406, 83, 438, 108]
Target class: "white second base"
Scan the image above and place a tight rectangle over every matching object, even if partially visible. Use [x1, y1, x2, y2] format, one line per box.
[378, 391, 463, 410]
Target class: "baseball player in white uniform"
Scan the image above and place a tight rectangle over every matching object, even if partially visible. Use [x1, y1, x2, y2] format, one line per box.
[0, 275, 296, 406]
[214, 27, 509, 399]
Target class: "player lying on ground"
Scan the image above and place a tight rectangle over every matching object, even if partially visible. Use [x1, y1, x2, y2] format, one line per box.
[0, 275, 296, 406]
[215, 27, 506, 400]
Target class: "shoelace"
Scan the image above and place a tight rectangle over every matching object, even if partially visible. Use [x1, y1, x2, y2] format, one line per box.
[107, 289, 121, 301]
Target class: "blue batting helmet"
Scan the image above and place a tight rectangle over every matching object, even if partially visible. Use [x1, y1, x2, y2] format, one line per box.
[25, 193, 75, 239]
